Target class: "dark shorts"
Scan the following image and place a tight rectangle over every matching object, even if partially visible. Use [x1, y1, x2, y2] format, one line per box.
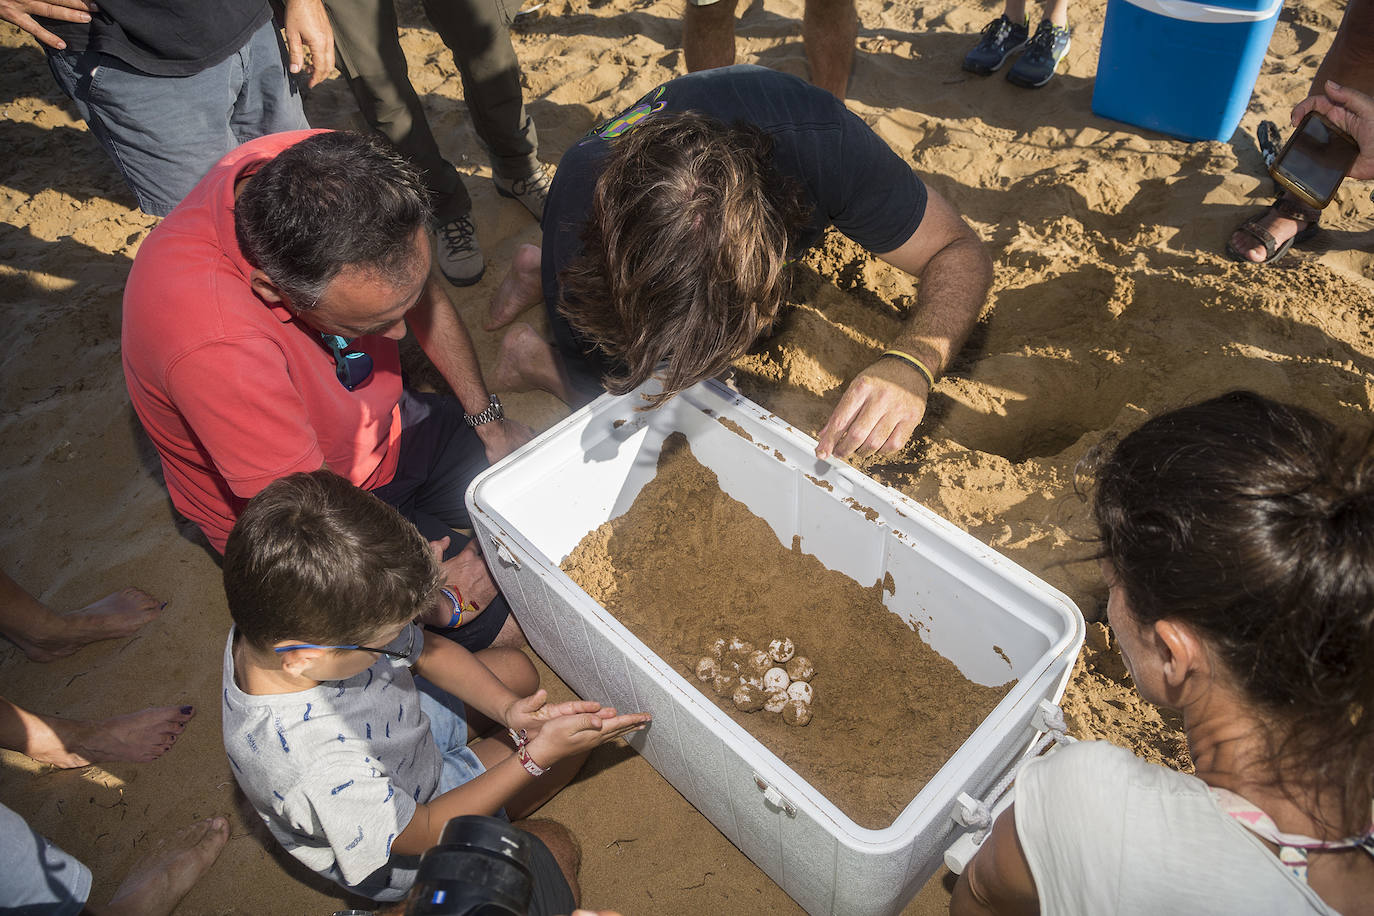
[527, 831, 578, 916]
[371, 390, 511, 651]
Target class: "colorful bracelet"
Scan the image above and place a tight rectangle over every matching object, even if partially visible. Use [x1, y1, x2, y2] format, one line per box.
[508, 727, 529, 748]
[518, 745, 546, 777]
[879, 349, 936, 389]
[439, 587, 462, 628]
[439, 587, 476, 629]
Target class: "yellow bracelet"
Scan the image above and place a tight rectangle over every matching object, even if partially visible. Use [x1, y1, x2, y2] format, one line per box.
[880, 349, 936, 389]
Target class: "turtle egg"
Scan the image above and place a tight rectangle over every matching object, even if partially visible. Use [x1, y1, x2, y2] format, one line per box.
[740, 673, 765, 691]
[782, 699, 813, 727]
[763, 667, 790, 692]
[712, 672, 737, 697]
[733, 683, 766, 712]
[727, 637, 753, 657]
[768, 637, 795, 663]
[695, 657, 719, 681]
[787, 681, 814, 705]
[707, 637, 728, 659]
[746, 649, 772, 676]
[785, 655, 815, 682]
[764, 689, 789, 714]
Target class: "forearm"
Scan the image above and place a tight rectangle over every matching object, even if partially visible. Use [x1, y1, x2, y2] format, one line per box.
[391, 755, 535, 854]
[408, 275, 494, 415]
[885, 232, 991, 379]
[413, 636, 520, 725]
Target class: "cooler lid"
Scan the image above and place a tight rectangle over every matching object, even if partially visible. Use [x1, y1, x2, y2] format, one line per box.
[1117, 0, 1283, 22]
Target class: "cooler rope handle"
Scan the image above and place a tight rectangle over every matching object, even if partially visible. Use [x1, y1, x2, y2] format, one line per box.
[945, 700, 1076, 872]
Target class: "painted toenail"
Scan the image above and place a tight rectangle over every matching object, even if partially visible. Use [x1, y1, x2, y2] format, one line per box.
[181, 705, 193, 714]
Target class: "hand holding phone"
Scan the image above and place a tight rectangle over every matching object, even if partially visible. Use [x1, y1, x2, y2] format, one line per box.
[1291, 80, 1374, 183]
[1270, 111, 1361, 209]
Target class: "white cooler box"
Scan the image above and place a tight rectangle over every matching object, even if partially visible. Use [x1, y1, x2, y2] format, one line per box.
[466, 380, 1084, 915]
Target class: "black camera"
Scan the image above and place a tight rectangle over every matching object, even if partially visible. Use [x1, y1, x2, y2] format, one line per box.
[404, 815, 536, 916]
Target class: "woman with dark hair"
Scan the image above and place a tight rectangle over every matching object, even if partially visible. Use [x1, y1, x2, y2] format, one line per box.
[953, 390, 1374, 915]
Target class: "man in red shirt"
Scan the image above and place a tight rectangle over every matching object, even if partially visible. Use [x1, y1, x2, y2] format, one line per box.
[123, 129, 527, 649]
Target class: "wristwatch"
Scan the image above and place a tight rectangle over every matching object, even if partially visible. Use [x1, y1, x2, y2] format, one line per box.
[463, 395, 505, 428]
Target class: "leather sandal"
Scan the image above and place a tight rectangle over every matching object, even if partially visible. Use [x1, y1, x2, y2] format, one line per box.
[1225, 194, 1320, 265]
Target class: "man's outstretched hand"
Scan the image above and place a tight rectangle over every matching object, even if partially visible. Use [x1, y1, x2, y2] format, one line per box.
[815, 358, 930, 460]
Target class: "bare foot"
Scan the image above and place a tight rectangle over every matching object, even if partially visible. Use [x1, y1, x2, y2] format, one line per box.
[5, 588, 163, 662]
[102, 815, 229, 916]
[492, 322, 574, 403]
[23, 704, 195, 768]
[486, 243, 544, 331]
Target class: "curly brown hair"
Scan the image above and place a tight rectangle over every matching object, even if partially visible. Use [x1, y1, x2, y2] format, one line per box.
[558, 112, 810, 408]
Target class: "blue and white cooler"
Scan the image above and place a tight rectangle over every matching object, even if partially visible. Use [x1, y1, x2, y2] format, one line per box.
[1092, 0, 1285, 142]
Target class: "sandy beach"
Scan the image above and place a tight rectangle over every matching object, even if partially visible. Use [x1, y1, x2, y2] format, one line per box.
[2, 0, 1371, 912]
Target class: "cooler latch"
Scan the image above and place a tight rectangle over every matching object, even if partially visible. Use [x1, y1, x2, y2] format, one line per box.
[753, 773, 797, 817]
[491, 535, 522, 571]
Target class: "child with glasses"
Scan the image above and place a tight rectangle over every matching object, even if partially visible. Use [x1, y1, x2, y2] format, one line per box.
[221, 470, 650, 907]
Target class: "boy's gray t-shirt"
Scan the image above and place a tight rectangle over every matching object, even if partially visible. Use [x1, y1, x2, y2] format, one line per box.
[221, 624, 440, 896]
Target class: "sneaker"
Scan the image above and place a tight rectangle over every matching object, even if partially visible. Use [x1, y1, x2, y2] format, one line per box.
[493, 164, 553, 222]
[1006, 20, 1071, 88]
[436, 214, 484, 286]
[962, 15, 1029, 76]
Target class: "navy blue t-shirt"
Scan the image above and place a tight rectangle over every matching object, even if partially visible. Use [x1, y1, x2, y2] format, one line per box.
[541, 65, 928, 318]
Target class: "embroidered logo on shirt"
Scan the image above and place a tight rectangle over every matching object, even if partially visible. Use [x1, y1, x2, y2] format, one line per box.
[581, 86, 667, 145]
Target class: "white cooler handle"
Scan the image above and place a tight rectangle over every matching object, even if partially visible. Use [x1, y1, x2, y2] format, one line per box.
[752, 772, 797, 817]
[1117, 0, 1283, 23]
[943, 700, 1076, 875]
[491, 535, 522, 571]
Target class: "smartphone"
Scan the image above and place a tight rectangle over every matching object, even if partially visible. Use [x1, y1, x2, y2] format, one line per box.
[1270, 111, 1361, 209]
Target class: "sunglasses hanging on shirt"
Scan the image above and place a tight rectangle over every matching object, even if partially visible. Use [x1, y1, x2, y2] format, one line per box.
[319, 334, 374, 391]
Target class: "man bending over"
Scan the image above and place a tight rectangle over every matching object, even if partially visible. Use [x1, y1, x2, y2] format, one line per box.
[488, 65, 991, 461]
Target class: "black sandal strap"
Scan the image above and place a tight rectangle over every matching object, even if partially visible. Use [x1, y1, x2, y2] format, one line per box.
[1272, 194, 1320, 225]
[1234, 218, 1279, 260]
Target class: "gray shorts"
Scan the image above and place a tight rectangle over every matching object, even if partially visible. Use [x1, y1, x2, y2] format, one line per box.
[44, 18, 309, 216]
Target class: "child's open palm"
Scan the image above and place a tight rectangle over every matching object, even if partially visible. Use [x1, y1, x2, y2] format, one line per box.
[504, 688, 605, 739]
[526, 706, 652, 765]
